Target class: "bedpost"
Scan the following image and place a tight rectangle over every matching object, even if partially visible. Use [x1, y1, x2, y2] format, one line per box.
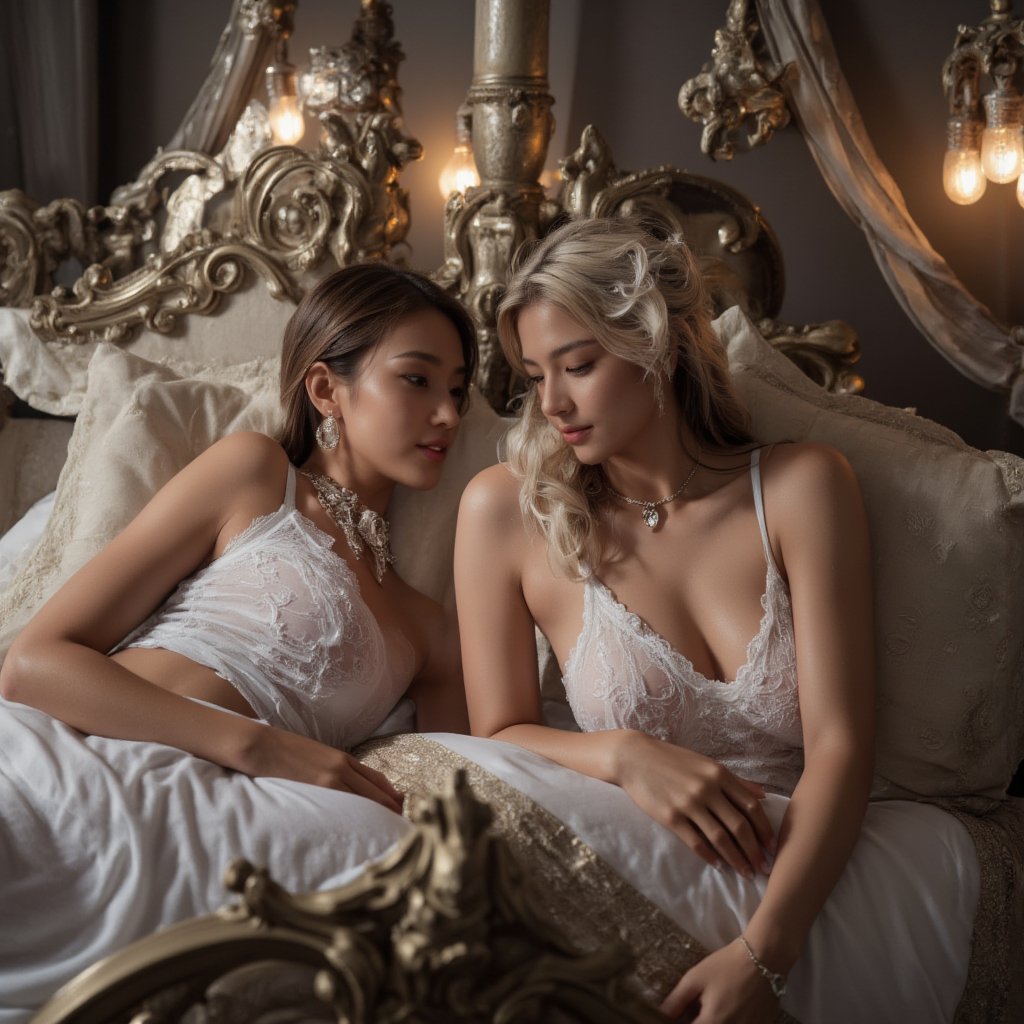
[436, 0, 557, 409]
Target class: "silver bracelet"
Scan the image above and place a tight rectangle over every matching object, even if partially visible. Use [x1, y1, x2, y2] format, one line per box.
[739, 934, 787, 998]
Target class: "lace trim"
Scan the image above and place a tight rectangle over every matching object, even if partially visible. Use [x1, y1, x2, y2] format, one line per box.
[582, 564, 783, 690]
[355, 733, 802, 1021]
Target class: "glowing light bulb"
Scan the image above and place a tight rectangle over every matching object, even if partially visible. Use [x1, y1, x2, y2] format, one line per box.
[269, 94, 305, 145]
[981, 90, 1024, 183]
[943, 115, 986, 205]
[943, 148, 987, 204]
[981, 125, 1023, 182]
[1017, 171, 1024, 209]
[438, 143, 480, 198]
[266, 50, 305, 147]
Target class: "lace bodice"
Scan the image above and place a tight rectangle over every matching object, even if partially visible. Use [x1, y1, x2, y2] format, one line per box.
[114, 464, 414, 749]
[562, 449, 804, 793]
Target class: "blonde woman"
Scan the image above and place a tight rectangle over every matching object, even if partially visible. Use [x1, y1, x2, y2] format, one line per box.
[454, 219, 977, 1023]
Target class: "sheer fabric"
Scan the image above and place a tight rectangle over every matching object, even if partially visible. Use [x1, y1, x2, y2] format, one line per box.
[115, 463, 414, 749]
[563, 449, 804, 793]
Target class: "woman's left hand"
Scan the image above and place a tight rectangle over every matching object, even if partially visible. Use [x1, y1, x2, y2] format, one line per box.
[660, 939, 780, 1023]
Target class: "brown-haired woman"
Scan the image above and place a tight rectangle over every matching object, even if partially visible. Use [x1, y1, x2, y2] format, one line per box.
[0, 264, 477, 1015]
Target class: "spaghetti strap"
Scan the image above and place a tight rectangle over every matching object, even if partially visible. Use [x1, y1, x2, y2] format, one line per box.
[750, 449, 779, 573]
[283, 463, 297, 508]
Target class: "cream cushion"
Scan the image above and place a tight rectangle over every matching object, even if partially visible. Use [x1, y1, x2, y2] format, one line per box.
[0, 342, 505, 658]
[717, 306, 1024, 809]
[0, 280, 295, 417]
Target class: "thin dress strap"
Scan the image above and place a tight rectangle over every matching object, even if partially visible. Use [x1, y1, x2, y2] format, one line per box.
[749, 448, 779, 573]
[283, 462, 297, 508]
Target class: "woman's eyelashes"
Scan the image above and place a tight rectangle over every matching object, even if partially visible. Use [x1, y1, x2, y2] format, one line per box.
[526, 361, 594, 387]
[401, 374, 467, 405]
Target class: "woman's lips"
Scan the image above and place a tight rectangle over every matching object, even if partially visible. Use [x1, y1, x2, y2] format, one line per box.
[417, 444, 448, 462]
[560, 426, 592, 445]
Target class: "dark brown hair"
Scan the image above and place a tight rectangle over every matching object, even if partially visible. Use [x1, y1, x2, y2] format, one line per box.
[279, 263, 478, 464]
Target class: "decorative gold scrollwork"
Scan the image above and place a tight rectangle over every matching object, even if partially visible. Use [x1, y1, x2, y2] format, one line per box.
[34, 772, 661, 1024]
[1, 0, 420, 350]
[678, 0, 792, 161]
[758, 318, 864, 395]
[28, 238, 301, 344]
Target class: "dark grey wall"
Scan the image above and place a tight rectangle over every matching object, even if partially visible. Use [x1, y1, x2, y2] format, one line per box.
[85, 1, 1024, 454]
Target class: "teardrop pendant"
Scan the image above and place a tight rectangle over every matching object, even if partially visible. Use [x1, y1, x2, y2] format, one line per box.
[642, 504, 660, 529]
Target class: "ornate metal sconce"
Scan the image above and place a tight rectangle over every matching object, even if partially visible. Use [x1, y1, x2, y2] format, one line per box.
[0, 0, 421, 347]
[677, 0, 792, 161]
[942, 0, 1024, 205]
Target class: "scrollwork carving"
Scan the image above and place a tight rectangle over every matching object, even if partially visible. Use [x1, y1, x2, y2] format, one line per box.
[1, 0, 420, 350]
[34, 772, 661, 1024]
[678, 0, 792, 160]
[758, 317, 864, 394]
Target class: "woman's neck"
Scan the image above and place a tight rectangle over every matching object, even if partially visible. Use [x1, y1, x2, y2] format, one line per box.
[301, 451, 394, 516]
[600, 412, 701, 504]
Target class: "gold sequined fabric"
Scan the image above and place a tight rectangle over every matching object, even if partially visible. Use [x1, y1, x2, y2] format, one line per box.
[948, 801, 1024, 1023]
[356, 733, 799, 1024]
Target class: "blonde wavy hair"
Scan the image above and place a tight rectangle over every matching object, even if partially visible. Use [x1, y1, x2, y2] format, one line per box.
[496, 217, 752, 579]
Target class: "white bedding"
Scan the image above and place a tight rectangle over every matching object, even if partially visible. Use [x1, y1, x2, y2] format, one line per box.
[0, 491, 54, 594]
[427, 733, 980, 1024]
[0, 699, 412, 1024]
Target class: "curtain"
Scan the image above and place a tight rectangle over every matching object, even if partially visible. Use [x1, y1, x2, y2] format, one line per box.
[1, 0, 98, 204]
[755, 0, 1024, 426]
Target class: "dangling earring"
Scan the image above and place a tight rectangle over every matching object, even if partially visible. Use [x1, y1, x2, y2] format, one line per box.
[316, 412, 340, 451]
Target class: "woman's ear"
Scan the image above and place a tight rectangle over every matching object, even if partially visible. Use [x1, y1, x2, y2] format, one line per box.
[305, 362, 339, 418]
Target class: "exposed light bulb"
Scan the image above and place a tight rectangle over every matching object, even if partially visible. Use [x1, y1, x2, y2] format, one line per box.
[1017, 171, 1024, 209]
[981, 90, 1024, 183]
[943, 148, 987, 204]
[943, 115, 986, 204]
[266, 47, 305, 147]
[981, 124, 1023, 182]
[438, 143, 480, 198]
[269, 94, 305, 145]
[439, 106, 479, 199]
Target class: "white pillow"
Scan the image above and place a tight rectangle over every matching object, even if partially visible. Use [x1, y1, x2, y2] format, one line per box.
[716, 306, 1024, 808]
[0, 281, 295, 417]
[0, 342, 506, 658]
[0, 491, 56, 593]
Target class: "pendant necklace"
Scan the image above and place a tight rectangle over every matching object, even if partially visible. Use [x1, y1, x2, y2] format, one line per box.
[605, 451, 700, 530]
[302, 471, 395, 583]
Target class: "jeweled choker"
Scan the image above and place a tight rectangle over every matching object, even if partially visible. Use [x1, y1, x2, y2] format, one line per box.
[302, 471, 395, 583]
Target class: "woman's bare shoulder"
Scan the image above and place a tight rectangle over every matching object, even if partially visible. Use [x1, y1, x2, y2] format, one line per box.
[201, 431, 289, 479]
[458, 462, 522, 522]
[762, 441, 859, 498]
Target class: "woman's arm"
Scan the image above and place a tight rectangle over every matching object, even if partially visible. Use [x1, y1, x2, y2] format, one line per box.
[0, 432, 402, 810]
[663, 443, 875, 1019]
[405, 598, 470, 733]
[455, 464, 774, 877]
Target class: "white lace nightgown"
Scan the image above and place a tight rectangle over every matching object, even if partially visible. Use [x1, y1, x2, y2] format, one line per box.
[429, 449, 981, 1024]
[0, 464, 416, 1023]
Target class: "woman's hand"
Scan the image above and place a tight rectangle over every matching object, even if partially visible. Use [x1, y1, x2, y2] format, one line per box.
[615, 731, 774, 877]
[239, 721, 404, 813]
[660, 940, 780, 1023]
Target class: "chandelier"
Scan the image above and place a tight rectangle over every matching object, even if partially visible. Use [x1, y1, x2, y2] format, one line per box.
[942, 0, 1024, 206]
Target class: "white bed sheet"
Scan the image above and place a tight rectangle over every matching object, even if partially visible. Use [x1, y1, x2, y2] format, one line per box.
[0, 699, 412, 1024]
[428, 732, 979, 1024]
[0, 491, 55, 594]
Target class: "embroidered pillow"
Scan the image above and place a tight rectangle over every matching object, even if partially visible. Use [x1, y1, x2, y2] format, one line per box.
[717, 306, 1024, 809]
